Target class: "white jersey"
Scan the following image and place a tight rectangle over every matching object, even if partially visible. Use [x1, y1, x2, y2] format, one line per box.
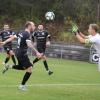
[87, 33, 100, 56]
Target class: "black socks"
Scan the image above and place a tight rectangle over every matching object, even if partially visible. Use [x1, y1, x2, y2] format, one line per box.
[43, 60, 49, 71]
[33, 58, 49, 71]
[21, 72, 32, 85]
[4, 55, 16, 65]
[5, 57, 10, 64]
[11, 55, 16, 65]
[33, 58, 40, 64]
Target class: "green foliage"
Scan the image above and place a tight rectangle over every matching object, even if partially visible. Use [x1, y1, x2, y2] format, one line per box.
[0, 0, 99, 42]
[57, 32, 75, 43]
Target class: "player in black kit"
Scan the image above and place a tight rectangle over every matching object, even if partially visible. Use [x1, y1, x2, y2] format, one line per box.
[32, 24, 53, 75]
[1, 21, 41, 91]
[0, 24, 16, 66]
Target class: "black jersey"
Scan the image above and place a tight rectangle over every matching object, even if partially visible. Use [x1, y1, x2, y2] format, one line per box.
[17, 31, 31, 53]
[32, 30, 50, 48]
[0, 30, 15, 47]
[15, 31, 32, 68]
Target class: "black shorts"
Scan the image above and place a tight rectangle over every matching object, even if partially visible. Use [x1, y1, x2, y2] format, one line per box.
[37, 47, 46, 54]
[4, 46, 12, 54]
[15, 49, 33, 70]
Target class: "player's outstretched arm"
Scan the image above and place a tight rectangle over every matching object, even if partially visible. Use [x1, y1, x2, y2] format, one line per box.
[71, 23, 86, 43]
[26, 40, 41, 58]
[76, 33, 85, 43]
[0, 35, 17, 46]
[79, 32, 86, 38]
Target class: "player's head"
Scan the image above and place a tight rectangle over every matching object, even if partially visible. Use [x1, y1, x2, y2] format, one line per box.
[88, 24, 99, 35]
[3, 24, 10, 31]
[25, 21, 36, 32]
[38, 24, 44, 31]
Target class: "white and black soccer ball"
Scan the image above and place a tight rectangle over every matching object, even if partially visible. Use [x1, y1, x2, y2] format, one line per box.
[45, 11, 55, 20]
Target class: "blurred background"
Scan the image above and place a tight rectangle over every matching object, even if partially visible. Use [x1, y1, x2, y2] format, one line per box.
[0, 0, 99, 62]
[0, 0, 100, 43]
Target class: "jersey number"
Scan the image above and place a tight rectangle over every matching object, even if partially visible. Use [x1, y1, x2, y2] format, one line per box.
[18, 37, 21, 46]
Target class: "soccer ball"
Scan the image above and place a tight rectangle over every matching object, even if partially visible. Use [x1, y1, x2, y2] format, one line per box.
[45, 12, 55, 20]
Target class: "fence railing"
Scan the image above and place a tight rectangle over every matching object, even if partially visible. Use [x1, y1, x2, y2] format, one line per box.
[0, 41, 92, 62]
[45, 43, 90, 61]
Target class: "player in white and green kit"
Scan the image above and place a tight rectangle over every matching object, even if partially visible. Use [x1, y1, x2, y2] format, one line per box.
[72, 24, 100, 71]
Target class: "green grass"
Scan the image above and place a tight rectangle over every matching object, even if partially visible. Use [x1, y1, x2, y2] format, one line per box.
[0, 53, 100, 100]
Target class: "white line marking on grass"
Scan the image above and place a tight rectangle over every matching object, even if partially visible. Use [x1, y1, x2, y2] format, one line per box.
[0, 84, 100, 87]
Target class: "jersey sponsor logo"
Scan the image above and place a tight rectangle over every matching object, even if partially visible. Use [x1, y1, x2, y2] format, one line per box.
[42, 32, 44, 35]
[37, 37, 45, 39]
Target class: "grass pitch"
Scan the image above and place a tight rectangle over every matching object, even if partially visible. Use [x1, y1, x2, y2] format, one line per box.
[0, 53, 100, 100]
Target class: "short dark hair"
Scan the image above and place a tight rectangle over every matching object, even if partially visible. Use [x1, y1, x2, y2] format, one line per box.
[90, 24, 99, 32]
[25, 21, 32, 28]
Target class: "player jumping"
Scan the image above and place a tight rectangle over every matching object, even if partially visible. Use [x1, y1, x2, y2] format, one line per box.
[0, 21, 41, 91]
[32, 24, 53, 75]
